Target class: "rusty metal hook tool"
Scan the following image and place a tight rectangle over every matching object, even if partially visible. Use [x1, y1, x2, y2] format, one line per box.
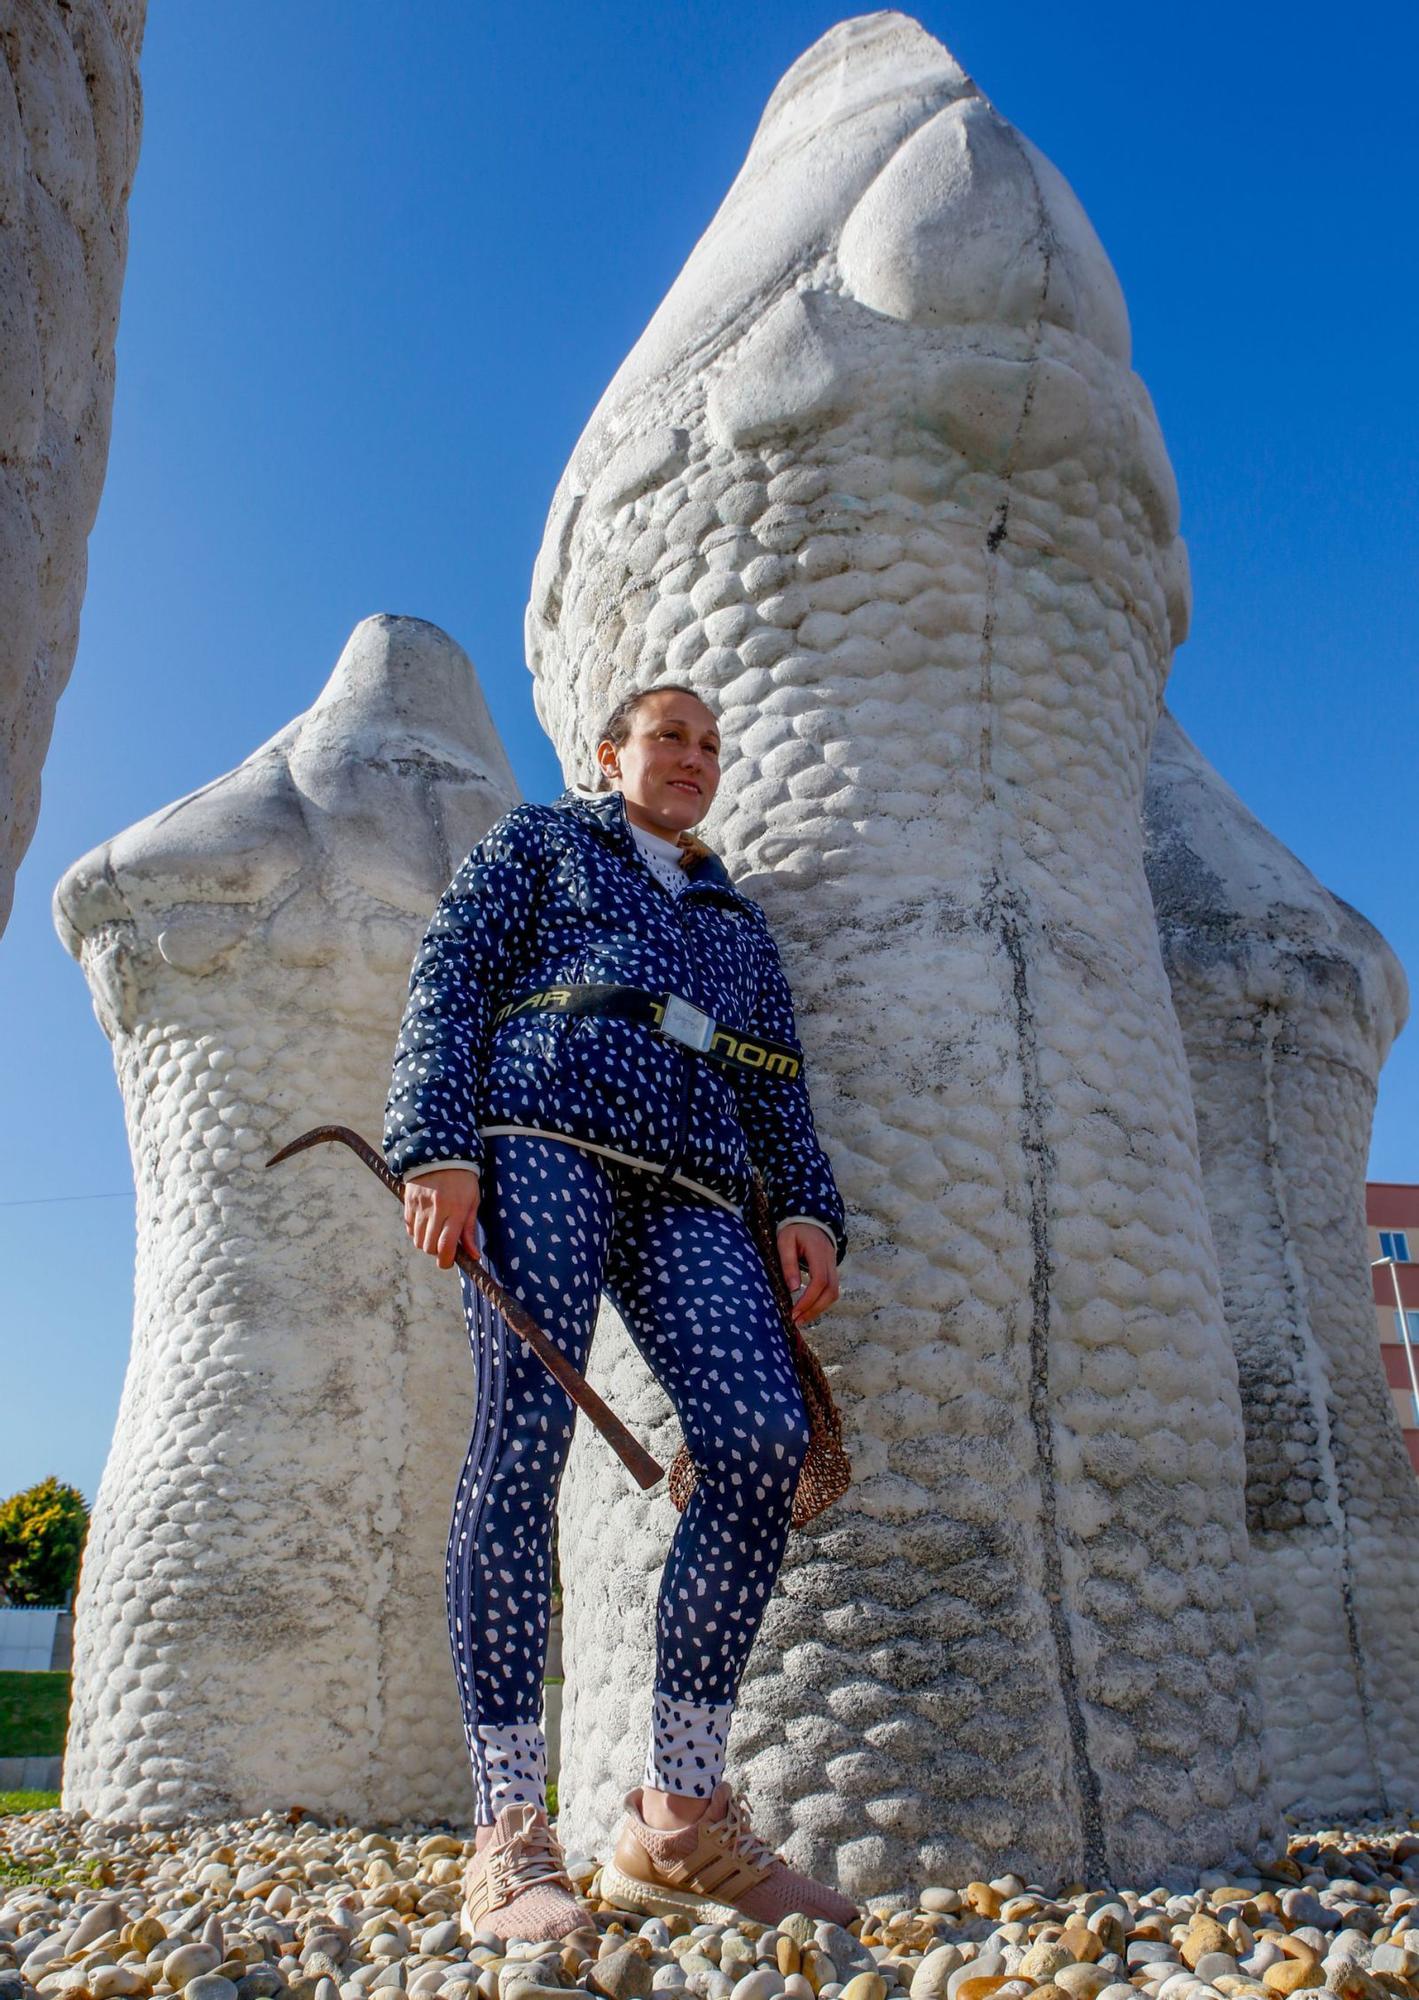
[267, 1124, 664, 1492]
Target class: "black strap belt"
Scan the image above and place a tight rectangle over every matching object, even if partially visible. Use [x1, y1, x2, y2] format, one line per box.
[492, 982, 802, 1081]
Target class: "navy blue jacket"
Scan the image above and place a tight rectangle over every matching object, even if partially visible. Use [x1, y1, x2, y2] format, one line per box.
[382, 787, 847, 1260]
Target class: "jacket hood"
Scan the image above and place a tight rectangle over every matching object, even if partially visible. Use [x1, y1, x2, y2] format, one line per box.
[551, 786, 758, 913]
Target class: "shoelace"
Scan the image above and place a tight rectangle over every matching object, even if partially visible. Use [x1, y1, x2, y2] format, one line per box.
[717, 1788, 782, 1871]
[483, 1814, 574, 1904]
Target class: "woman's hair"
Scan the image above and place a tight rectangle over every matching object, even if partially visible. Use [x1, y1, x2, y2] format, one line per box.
[594, 683, 717, 791]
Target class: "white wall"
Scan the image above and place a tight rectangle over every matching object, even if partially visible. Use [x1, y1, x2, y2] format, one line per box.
[0, 1607, 62, 1672]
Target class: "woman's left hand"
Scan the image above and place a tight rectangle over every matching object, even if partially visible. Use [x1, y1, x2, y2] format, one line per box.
[777, 1222, 839, 1325]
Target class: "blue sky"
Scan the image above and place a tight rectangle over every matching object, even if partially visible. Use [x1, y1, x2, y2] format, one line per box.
[3, 0, 1416, 1508]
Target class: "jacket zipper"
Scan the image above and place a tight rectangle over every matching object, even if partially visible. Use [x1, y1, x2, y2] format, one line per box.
[656, 1047, 697, 1183]
[624, 855, 705, 1181]
[588, 827, 725, 1181]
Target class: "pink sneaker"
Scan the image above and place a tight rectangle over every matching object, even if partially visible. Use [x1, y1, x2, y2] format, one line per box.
[460, 1802, 590, 1944]
[600, 1781, 857, 1926]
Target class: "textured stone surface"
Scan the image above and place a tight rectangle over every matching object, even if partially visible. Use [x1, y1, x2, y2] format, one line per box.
[1144, 709, 1418, 1816]
[533, 13, 1262, 1891]
[53, 615, 519, 1824]
[1, 0, 146, 934]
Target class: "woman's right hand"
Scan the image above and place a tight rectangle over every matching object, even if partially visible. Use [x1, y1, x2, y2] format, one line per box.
[402, 1167, 482, 1269]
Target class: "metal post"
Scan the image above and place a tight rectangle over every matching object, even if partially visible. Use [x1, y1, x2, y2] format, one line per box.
[1373, 1255, 1419, 1427]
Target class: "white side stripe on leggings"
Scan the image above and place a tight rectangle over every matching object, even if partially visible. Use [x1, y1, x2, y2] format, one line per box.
[473, 1720, 548, 1817]
[643, 1692, 734, 1798]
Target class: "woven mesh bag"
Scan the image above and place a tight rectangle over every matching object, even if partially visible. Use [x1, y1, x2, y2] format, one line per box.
[667, 1171, 851, 1529]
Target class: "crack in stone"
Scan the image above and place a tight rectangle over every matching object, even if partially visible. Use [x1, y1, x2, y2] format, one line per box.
[992, 872, 1109, 1884]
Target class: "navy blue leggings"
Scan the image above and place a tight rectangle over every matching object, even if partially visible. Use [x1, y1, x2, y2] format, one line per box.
[446, 1132, 809, 1820]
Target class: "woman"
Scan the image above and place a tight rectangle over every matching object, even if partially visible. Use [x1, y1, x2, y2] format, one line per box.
[383, 684, 853, 1942]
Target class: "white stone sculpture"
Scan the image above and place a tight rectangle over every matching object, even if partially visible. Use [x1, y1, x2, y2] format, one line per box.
[2, 0, 146, 934]
[532, 13, 1264, 1890]
[54, 616, 519, 1824]
[1144, 709, 1418, 1817]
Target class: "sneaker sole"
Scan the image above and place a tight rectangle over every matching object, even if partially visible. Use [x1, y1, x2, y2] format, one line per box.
[598, 1857, 748, 1926]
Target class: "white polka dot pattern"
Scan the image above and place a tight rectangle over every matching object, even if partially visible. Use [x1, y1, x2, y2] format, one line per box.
[384, 786, 846, 1260]
[445, 1132, 810, 1820]
[471, 1721, 549, 1819]
[643, 1692, 733, 1797]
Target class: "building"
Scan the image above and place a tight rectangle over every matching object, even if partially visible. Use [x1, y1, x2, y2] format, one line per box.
[1368, 1181, 1419, 1475]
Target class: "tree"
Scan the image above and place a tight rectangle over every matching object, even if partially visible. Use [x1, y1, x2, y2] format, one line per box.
[0, 1479, 89, 1607]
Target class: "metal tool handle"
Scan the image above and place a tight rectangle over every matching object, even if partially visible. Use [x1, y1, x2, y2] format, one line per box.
[267, 1124, 665, 1492]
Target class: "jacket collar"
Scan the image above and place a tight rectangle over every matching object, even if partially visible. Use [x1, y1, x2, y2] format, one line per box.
[552, 785, 754, 910]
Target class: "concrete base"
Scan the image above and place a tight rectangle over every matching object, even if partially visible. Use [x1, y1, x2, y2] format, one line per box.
[0, 1755, 62, 1790]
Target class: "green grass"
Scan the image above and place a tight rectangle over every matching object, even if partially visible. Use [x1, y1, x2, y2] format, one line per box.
[0, 1671, 70, 1756]
[0, 1790, 61, 1815]
[0, 1845, 103, 1890]
[0, 1791, 105, 1891]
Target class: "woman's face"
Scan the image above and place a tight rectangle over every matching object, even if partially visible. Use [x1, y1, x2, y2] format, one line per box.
[598, 691, 722, 835]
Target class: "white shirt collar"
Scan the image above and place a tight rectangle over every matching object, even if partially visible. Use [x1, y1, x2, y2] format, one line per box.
[628, 818, 686, 861]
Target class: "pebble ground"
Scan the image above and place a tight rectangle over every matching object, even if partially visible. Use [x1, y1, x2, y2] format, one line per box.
[4, 1811, 1418, 2000]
